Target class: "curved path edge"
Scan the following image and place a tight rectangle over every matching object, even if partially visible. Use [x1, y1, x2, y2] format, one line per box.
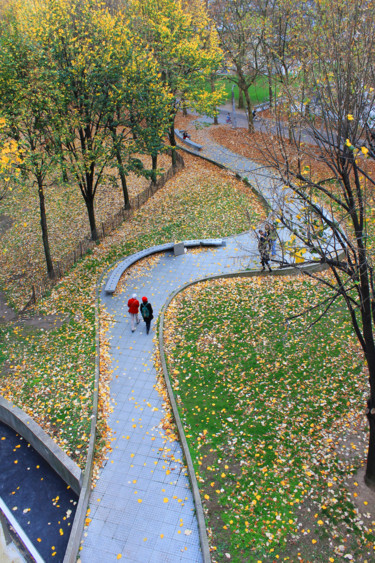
[176, 144, 271, 214]
[158, 261, 330, 562]
[158, 295, 211, 563]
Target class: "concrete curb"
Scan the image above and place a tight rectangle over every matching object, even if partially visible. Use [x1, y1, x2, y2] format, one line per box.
[158, 296, 211, 563]
[176, 144, 271, 214]
[104, 239, 224, 295]
[0, 396, 82, 495]
[157, 258, 331, 561]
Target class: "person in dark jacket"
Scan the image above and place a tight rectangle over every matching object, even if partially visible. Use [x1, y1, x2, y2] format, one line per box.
[140, 296, 154, 334]
[265, 222, 277, 256]
[258, 230, 272, 272]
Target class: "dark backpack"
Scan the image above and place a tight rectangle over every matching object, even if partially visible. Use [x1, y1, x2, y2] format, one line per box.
[142, 303, 150, 319]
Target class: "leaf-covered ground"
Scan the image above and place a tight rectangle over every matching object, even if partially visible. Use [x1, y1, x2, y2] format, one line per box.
[0, 152, 172, 310]
[164, 275, 375, 562]
[0, 153, 266, 469]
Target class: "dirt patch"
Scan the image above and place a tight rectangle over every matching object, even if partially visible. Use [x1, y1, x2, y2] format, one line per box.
[0, 292, 17, 322]
[15, 313, 69, 331]
[198, 446, 233, 557]
[0, 214, 13, 237]
[0, 291, 69, 329]
[276, 464, 375, 563]
[0, 359, 12, 380]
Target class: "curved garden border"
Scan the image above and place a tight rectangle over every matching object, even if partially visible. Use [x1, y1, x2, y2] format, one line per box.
[158, 259, 329, 563]
[63, 144, 330, 563]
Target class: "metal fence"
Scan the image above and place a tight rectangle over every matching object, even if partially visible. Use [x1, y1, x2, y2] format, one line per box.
[24, 152, 185, 310]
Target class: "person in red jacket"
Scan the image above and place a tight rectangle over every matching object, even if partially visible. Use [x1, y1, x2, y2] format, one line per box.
[127, 293, 140, 332]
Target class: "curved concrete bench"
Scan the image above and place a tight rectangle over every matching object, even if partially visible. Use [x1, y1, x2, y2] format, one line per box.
[104, 238, 224, 294]
[175, 128, 203, 151]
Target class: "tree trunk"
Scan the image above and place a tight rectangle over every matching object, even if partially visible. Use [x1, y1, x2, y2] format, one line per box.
[366, 392, 375, 489]
[37, 174, 54, 278]
[119, 165, 130, 210]
[151, 153, 158, 184]
[238, 87, 244, 109]
[359, 259, 375, 488]
[130, 111, 138, 140]
[267, 61, 273, 108]
[110, 126, 130, 210]
[244, 87, 254, 133]
[182, 100, 188, 117]
[365, 335, 375, 488]
[169, 124, 177, 166]
[85, 192, 99, 241]
[210, 75, 218, 125]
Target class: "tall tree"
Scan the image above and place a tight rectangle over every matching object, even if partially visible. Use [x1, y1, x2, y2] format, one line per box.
[210, 0, 268, 132]
[0, 10, 57, 277]
[23, 0, 156, 240]
[32, 0, 129, 241]
[255, 0, 297, 108]
[129, 0, 225, 164]
[260, 0, 375, 488]
[104, 30, 172, 203]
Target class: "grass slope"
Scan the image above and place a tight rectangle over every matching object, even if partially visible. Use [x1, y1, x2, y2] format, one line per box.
[164, 275, 375, 562]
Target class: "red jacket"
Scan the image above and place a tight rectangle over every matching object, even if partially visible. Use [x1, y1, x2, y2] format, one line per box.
[128, 298, 139, 314]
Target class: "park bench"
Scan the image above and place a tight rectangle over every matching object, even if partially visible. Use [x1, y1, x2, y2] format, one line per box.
[104, 238, 224, 294]
[253, 102, 271, 114]
[175, 128, 203, 151]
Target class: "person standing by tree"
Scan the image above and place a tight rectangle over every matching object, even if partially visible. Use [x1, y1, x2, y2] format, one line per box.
[128, 293, 140, 332]
[258, 230, 272, 272]
[265, 222, 277, 257]
[140, 296, 153, 335]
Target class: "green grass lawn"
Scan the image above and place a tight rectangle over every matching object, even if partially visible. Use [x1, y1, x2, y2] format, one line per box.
[0, 157, 266, 468]
[208, 75, 271, 107]
[164, 275, 374, 562]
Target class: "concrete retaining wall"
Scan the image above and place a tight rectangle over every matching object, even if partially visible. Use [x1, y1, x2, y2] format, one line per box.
[0, 397, 82, 496]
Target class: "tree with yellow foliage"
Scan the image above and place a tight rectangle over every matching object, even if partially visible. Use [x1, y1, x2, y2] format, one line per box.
[15, 0, 171, 240]
[0, 7, 57, 277]
[0, 119, 20, 203]
[129, 0, 225, 163]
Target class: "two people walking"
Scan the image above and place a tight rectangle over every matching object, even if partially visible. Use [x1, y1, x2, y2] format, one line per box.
[127, 294, 153, 334]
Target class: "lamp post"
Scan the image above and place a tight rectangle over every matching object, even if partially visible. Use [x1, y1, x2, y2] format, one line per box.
[231, 84, 237, 129]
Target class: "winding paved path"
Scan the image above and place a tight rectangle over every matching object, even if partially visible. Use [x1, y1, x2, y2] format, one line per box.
[80, 130, 284, 562]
